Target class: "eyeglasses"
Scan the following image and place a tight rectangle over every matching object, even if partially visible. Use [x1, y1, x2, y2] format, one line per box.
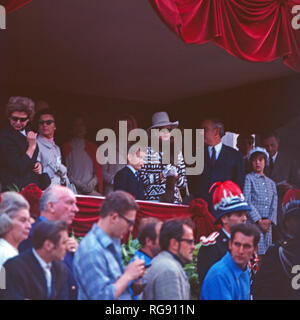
[38, 120, 55, 125]
[10, 116, 28, 123]
[180, 238, 195, 245]
[118, 213, 135, 227]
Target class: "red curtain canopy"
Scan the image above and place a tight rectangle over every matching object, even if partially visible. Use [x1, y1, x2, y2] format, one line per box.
[150, 0, 300, 71]
[0, 0, 32, 12]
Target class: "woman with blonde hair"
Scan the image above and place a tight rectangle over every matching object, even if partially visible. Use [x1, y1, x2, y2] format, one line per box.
[0, 192, 31, 268]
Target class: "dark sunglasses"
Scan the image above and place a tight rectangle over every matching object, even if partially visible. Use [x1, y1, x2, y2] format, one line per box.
[118, 213, 135, 227]
[180, 238, 195, 245]
[10, 116, 28, 123]
[38, 120, 55, 125]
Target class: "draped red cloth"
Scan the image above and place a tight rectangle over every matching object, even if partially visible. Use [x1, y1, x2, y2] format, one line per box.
[150, 0, 300, 71]
[0, 0, 32, 12]
[72, 195, 221, 243]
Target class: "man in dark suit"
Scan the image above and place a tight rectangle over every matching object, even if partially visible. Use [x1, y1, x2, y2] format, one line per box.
[19, 185, 79, 299]
[0, 96, 50, 191]
[194, 118, 245, 203]
[114, 144, 146, 200]
[2, 221, 69, 300]
[262, 131, 300, 237]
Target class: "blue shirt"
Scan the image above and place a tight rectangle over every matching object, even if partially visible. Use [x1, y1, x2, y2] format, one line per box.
[129, 250, 152, 300]
[200, 252, 251, 300]
[73, 224, 131, 300]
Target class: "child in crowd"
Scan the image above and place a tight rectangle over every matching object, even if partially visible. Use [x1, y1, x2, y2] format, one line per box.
[113, 143, 146, 200]
[243, 147, 277, 260]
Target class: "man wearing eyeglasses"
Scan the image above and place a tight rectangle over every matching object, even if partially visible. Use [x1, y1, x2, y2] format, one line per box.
[142, 219, 195, 300]
[73, 191, 146, 300]
[0, 96, 50, 191]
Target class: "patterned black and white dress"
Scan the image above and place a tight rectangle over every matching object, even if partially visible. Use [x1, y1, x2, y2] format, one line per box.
[139, 147, 187, 204]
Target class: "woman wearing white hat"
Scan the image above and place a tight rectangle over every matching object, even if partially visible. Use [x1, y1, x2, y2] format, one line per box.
[139, 111, 187, 204]
[243, 147, 278, 261]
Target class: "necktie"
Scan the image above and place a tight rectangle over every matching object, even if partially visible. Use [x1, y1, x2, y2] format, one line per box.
[44, 264, 52, 298]
[211, 147, 216, 166]
[135, 171, 140, 182]
[269, 157, 274, 175]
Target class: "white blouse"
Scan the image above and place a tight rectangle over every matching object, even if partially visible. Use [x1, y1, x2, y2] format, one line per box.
[0, 238, 18, 269]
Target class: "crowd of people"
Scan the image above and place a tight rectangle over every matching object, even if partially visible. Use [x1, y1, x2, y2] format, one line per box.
[0, 95, 300, 300]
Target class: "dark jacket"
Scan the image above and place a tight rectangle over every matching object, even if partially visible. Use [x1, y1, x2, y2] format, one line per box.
[197, 229, 229, 292]
[194, 144, 245, 202]
[0, 125, 50, 191]
[252, 238, 300, 300]
[19, 216, 78, 300]
[1, 250, 68, 300]
[113, 166, 145, 200]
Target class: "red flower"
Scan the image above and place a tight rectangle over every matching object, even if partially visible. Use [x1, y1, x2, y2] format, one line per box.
[20, 183, 43, 218]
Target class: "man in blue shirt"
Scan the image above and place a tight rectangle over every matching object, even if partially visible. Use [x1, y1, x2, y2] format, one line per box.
[73, 190, 146, 300]
[201, 223, 260, 300]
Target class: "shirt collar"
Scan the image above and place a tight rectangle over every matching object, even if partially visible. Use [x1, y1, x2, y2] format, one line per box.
[208, 142, 223, 157]
[32, 248, 52, 270]
[20, 129, 27, 137]
[126, 165, 137, 175]
[93, 224, 120, 250]
[224, 251, 249, 278]
[222, 228, 231, 239]
[272, 152, 278, 162]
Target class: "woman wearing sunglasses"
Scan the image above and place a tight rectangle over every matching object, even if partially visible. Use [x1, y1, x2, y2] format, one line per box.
[0, 96, 51, 191]
[36, 109, 75, 191]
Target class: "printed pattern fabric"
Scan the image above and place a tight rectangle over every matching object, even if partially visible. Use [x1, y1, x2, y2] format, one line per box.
[139, 147, 187, 204]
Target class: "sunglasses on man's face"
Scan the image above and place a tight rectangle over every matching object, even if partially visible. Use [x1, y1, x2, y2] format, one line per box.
[38, 120, 55, 125]
[10, 116, 29, 123]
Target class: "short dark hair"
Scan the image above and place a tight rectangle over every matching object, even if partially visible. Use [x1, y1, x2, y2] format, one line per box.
[230, 223, 260, 248]
[99, 191, 139, 218]
[137, 218, 160, 246]
[159, 219, 194, 251]
[261, 131, 279, 142]
[32, 220, 68, 250]
[249, 151, 267, 165]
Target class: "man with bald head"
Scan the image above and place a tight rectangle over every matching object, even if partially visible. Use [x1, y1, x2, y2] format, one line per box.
[19, 185, 79, 299]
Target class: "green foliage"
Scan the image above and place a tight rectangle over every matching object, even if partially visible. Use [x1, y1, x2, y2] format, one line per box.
[7, 184, 20, 192]
[184, 242, 202, 300]
[121, 234, 141, 266]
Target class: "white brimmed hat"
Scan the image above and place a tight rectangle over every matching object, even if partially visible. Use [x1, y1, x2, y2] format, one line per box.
[248, 147, 269, 161]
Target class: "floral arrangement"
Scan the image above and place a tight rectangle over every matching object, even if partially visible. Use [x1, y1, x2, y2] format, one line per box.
[20, 183, 43, 219]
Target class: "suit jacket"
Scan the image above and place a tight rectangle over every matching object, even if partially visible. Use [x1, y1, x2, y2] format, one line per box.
[0, 125, 50, 191]
[143, 251, 190, 300]
[113, 166, 145, 200]
[194, 144, 245, 202]
[197, 229, 229, 291]
[19, 216, 78, 300]
[265, 152, 300, 191]
[1, 250, 68, 300]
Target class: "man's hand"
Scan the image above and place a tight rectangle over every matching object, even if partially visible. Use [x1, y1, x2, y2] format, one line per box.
[66, 237, 79, 253]
[257, 219, 270, 234]
[124, 259, 145, 282]
[32, 162, 42, 174]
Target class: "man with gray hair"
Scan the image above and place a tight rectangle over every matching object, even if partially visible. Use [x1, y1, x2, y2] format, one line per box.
[193, 118, 245, 203]
[19, 185, 79, 299]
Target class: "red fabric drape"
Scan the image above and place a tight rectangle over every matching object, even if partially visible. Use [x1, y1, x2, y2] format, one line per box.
[150, 0, 300, 71]
[0, 0, 32, 12]
[71, 195, 221, 243]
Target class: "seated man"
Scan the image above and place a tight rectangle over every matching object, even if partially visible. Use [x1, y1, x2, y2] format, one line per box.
[201, 223, 260, 300]
[2, 220, 69, 300]
[143, 219, 195, 300]
[114, 143, 146, 200]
